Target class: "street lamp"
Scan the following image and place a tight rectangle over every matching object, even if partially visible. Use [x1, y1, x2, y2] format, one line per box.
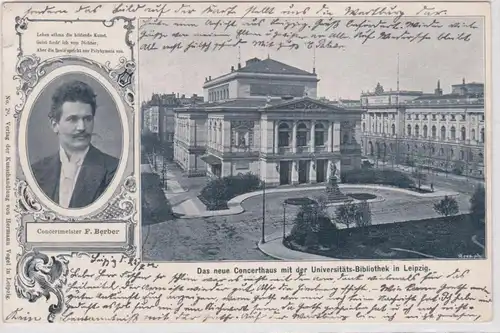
[261, 180, 266, 244]
[282, 202, 287, 239]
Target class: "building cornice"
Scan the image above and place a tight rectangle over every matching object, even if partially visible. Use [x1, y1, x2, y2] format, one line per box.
[203, 71, 319, 88]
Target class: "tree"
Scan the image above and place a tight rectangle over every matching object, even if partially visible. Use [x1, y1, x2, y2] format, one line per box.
[470, 185, 486, 223]
[412, 166, 427, 189]
[289, 198, 339, 249]
[433, 196, 459, 217]
[356, 200, 372, 227]
[335, 202, 362, 229]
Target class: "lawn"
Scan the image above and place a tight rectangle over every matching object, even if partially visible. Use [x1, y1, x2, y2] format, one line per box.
[285, 214, 485, 259]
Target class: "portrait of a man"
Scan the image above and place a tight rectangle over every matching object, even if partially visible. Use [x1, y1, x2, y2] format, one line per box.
[30, 80, 119, 209]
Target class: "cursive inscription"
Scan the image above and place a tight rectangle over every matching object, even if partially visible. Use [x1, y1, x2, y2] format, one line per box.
[138, 16, 480, 53]
[40, 255, 492, 323]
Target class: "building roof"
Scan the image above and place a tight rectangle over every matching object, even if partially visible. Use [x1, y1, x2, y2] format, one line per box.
[236, 58, 316, 76]
[175, 97, 362, 113]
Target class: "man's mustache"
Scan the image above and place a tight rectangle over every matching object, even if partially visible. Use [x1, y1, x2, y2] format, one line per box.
[71, 133, 100, 139]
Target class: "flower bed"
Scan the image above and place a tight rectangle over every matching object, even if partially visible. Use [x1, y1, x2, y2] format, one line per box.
[347, 193, 377, 201]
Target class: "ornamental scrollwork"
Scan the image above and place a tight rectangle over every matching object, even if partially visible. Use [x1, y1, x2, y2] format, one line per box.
[14, 251, 69, 323]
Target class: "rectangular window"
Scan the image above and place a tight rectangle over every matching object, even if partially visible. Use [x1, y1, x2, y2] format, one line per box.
[278, 132, 289, 147]
[297, 132, 307, 147]
[315, 132, 324, 146]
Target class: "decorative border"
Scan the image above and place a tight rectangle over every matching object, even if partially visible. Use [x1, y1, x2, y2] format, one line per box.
[12, 15, 138, 323]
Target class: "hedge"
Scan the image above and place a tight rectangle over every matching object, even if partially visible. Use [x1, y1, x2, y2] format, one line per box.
[199, 173, 261, 210]
[341, 169, 414, 188]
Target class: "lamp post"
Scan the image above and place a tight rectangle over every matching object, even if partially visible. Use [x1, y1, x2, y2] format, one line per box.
[261, 179, 266, 244]
[282, 202, 287, 239]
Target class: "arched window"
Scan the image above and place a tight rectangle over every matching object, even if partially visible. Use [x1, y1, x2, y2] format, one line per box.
[441, 126, 446, 140]
[415, 125, 420, 137]
[314, 123, 325, 146]
[368, 141, 374, 155]
[480, 128, 485, 143]
[461, 127, 466, 141]
[450, 126, 456, 140]
[432, 125, 436, 139]
[423, 125, 428, 138]
[278, 123, 290, 147]
[471, 129, 476, 140]
[297, 123, 308, 147]
[407, 124, 411, 137]
[391, 124, 396, 135]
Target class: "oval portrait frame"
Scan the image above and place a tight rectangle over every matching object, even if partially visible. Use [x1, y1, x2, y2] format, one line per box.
[18, 64, 130, 218]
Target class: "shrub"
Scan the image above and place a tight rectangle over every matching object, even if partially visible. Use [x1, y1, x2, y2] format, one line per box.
[199, 173, 261, 210]
[433, 196, 459, 217]
[470, 185, 486, 224]
[288, 198, 339, 248]
[341, 169, 414, 188]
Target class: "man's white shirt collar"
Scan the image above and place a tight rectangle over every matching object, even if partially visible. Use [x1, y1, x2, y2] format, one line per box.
[58, 145, 90, 208]
[59, 145, 89, 166]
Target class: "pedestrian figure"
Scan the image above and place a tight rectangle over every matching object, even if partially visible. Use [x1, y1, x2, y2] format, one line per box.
[430, 183, 434, 192]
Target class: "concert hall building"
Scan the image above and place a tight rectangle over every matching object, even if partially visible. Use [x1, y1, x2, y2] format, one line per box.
[173, 57, 363, 186]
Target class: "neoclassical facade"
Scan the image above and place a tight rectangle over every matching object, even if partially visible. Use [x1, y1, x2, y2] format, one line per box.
[360, 80, 485, 178]
[173, 57, 363, 184]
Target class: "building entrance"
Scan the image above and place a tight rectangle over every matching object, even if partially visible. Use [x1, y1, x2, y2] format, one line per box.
[298, 160, 309, 184]
[316, 159, 327, 183]
[279, 161, 291, 185]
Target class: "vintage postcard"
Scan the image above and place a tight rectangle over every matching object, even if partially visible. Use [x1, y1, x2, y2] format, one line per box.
[0, 0, 495, 328]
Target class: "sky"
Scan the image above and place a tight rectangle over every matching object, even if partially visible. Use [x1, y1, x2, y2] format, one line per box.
[139, 16, 484, 101]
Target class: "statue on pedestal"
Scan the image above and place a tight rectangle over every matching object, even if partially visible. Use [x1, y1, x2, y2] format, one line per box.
[325, 161, 351, 203]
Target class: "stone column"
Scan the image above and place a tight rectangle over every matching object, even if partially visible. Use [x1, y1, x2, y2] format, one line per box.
[292, 121, 297, 153]
[310, 121, 316, 152]
[274, 121, 279, 154]
[291, 160, 299, 185]
[328, 121, 333, 152]
[333, 122, 341, 150]
[222, 120, 231, 152]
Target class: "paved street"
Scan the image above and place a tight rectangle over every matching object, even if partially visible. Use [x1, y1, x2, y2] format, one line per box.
[142, 174, 476, 261]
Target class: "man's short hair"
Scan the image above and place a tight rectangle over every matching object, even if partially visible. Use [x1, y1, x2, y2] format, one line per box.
[49, 80, 97, 122]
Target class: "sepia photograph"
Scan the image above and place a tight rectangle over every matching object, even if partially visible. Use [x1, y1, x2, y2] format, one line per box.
[25, 71, 123, 209]
[139, 16, 486, 262]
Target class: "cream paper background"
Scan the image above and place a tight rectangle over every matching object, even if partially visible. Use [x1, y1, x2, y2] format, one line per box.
[1, 0, 499, 332]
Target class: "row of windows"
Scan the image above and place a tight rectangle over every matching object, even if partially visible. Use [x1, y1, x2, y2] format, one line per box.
[363, 113, 484, 121]
[366, 141, 484, 162]
[209, 86, 229, 101]
[362, 123, 485, 142]
[278, 122, 326, 147]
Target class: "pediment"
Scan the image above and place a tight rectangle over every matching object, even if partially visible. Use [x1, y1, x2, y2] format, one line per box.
[264, 97, 346, 112]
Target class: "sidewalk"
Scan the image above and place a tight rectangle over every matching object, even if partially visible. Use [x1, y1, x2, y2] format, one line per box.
[258, 230, 337, 261]
[172, 183, 460, 219]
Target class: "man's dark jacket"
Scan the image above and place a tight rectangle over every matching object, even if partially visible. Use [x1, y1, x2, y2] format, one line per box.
[31, 145, 119, 208]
